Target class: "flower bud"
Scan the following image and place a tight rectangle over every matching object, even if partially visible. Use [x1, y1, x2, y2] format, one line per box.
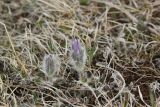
[42, 54, 61, 78]
[69, 38, 87, 72]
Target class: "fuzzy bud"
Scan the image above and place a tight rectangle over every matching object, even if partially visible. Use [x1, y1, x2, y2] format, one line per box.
[69, 38, 87, 72]
[42, 54, 61, 78]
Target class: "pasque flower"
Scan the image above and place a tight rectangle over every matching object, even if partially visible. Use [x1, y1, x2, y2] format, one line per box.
[69, 38, 87, 72]
[42, 54, 61, 81]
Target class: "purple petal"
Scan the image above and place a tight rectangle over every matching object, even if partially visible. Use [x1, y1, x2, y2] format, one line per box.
[72, 39, 81, 54]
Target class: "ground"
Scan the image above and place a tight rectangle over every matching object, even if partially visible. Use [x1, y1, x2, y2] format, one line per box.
[0, 0, 160, 107]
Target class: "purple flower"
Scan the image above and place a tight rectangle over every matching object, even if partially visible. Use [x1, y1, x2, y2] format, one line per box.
[69, 38, 87, 72]
[71, 39, 81, 54]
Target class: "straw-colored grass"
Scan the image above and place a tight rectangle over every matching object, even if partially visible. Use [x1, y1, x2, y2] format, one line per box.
[0, 0, 160, 106]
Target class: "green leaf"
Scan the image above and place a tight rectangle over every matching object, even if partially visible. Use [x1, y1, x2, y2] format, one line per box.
[87, 46, 96, 64]
[79, 0, 89, 5]
[149, 89, 156, 107]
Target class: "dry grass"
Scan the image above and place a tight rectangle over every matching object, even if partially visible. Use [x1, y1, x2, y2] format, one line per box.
[0, 0, 160, 106]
